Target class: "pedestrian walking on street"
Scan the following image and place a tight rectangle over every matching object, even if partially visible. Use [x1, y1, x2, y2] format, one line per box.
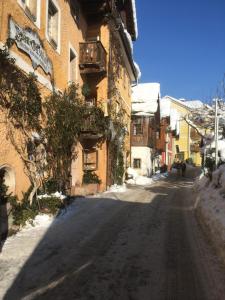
[181, 161, 186, 177]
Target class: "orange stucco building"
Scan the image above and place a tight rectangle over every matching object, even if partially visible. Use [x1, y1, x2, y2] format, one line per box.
[0, 0, 138, 198]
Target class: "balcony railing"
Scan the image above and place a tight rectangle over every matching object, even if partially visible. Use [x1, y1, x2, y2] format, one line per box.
[79, 41, 107, 74]
[190, 143, 200, 152]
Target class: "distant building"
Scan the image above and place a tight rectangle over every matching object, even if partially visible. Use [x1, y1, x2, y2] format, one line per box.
[131, 83, 160, 176]
[161, 96, 203, 166]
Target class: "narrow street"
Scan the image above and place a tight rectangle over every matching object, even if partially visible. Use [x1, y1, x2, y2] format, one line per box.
[1, 178, 225, 300]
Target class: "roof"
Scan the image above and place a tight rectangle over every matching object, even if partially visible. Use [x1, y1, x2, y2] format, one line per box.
[162, 95, 204, 110]
[182, 100, 204, 109]
[132, 83, 160, 116]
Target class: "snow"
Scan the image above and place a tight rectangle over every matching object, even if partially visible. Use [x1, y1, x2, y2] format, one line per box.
[160, 97, 181, 133]
[24, 214, 53, 230]
[202, 138, 225, 162]
[194, 165, 225, 262]
[184, 100, 204, 109]
[0, 200, 81, 295]
[37, 191, 66, 200]
[124, 26, 133, 54]
[134, 61, 141, 80]
[127, 176, 153, 185]
[126, 167, 168, 185]
[132, 83, 160, 115]
[104, 184, 127, 193]
[161, 96, 204, 135]
[130, 0, 138, 39]
[160, 97, 171, 118]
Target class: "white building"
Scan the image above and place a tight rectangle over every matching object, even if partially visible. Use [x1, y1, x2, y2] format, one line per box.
[131, 83, 160, 176]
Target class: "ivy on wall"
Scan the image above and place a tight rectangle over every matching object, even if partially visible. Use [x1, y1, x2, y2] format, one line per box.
[0, 42, 43, 204]
[0, 42, 108, 203]
[107, 30, 129, 185]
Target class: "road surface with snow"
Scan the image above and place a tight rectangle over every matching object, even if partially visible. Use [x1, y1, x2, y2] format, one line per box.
[1, 178, 225, 300]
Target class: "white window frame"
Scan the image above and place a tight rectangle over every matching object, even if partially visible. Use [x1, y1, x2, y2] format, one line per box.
[68, 43, 78, 84]
[17, 0, 41, 29]
[45, 0, 61, 54]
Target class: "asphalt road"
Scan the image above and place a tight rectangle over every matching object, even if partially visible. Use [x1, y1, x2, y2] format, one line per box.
[2, 178, 225, 300]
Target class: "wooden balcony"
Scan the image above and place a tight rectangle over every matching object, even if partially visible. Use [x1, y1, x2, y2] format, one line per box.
[79, 41, 107, 74]
[190, 143, 200, 152]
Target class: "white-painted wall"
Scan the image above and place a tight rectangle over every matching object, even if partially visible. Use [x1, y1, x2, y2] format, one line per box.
[131, 147, 152, 176]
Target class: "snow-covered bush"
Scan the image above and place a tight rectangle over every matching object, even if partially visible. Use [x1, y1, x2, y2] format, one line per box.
[9, 188, 66, 227]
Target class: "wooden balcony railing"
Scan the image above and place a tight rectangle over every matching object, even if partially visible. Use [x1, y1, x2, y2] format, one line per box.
[79, 41, 107, 74]
[190, 143, 200, 152]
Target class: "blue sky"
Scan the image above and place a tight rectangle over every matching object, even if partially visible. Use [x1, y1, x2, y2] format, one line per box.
[134, 0, 225, 102]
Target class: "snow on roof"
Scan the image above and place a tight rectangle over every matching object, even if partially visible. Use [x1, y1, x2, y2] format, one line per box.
[162, 95, 204, 110]
[132, 83, 160, 115]
[183, 100, 204, 109]
[160, 97, 181, 134]
[130, 0, 138, 39]
[134, 61, 141, 80]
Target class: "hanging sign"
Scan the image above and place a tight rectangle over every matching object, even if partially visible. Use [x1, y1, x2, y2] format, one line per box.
[9, 18, 53, 75]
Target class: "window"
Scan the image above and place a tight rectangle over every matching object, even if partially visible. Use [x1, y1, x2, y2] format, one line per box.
[133, 118, 143, 135]
[19, 0, 40, 26]
[133, 159, 141, 169]
[71, 1, 80, 24]
[23, 0, 37, 20]
[83, 149, 98, 171]
[69, 48, 77, 83]
[47, 0, 59, 49]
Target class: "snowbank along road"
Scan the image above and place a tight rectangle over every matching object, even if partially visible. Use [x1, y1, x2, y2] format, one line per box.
[1, 178, 225, 300]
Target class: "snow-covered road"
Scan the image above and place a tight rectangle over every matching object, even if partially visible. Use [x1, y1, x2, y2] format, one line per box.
[1, 178, 225, 300]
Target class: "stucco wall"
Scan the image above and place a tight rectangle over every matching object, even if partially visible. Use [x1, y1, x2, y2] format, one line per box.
[131, 147, 152, 176]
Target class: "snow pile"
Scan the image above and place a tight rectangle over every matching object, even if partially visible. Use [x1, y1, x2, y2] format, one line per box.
[132, 83, 160, 116]
[194, 165, 225, 262]
[160, 97, 180, 135]
[105, 184, 127, 193]
[126, 167, 168, 186]
[24, 214, 53, 230]
[37, 191, 66, 200]
[126, 167, 138, 179]
[203, 139, 225, 162]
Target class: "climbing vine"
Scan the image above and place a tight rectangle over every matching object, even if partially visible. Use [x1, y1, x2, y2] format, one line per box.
[0, 42, 43, 204]
[44, 83, 107, 192]
[107, 30, 129, 184]
[0, 43, 108, 203]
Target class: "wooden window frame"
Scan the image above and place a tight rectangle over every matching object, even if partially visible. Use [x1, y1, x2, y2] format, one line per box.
[83, 149, 98, 171]
[46, 0, 61, 53]
[133, 117, 143, 135]
[133, 158, 141, 169]
[18, 0, 41, 28]
[68, 44, 78, 84]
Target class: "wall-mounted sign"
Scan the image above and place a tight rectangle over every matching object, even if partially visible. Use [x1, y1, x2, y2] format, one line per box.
[9, 18, 53, 75]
